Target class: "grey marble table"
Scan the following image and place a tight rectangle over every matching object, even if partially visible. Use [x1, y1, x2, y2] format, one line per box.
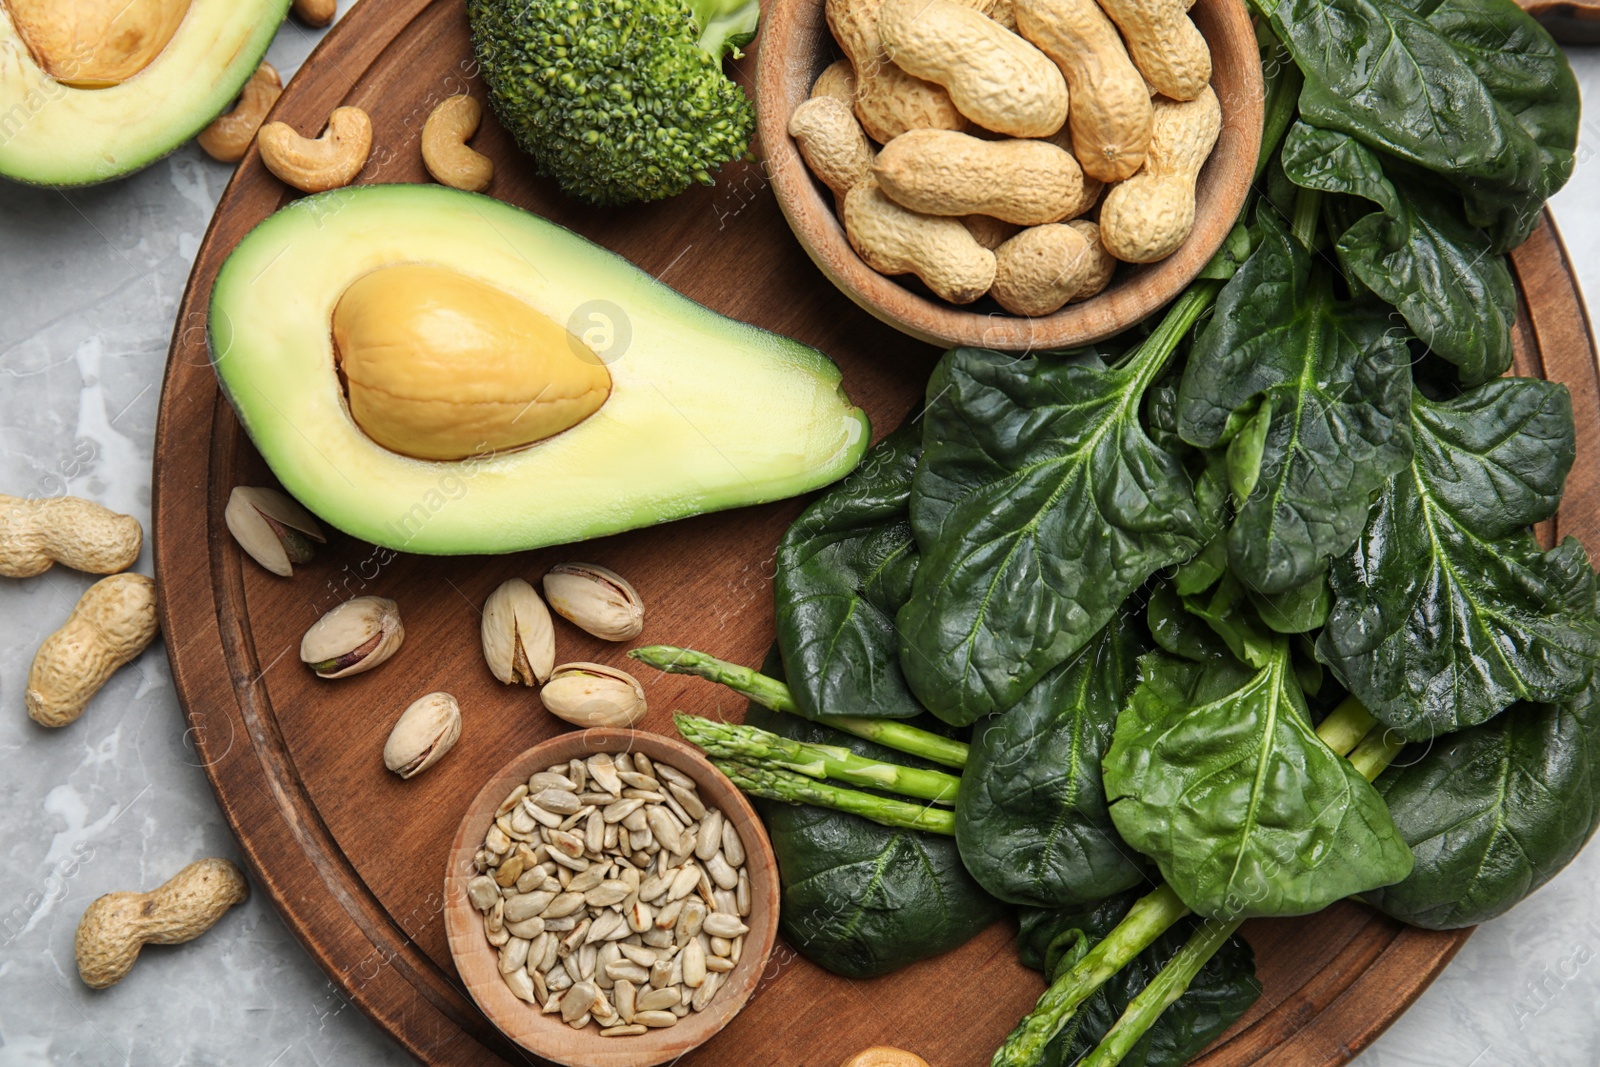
[1, 8, 1598, 1064]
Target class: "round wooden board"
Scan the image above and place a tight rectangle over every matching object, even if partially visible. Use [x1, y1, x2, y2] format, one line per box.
[151, 1, 1600, 1064]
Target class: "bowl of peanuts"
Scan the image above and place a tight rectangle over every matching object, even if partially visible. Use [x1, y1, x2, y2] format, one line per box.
[443, 728, 779, 1067]
[757, 0, 1264, 351]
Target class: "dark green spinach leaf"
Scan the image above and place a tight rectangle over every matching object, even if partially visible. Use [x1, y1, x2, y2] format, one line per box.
[956, 614, 1149, 908]
[1179, 212, 1413, 594]
[1104, 647, 1414, 918]
[1281, 122, 1516, 384]
[1366, 685, 1600, 929]
[1319, 380, 1600, 741]
[775, 422, 924, 720]
[746, 655, 1004, 977]
[901, 346, 1207, 725]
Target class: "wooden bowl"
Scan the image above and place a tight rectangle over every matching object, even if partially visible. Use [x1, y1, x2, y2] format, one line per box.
[756, 0, 1265, 351]
[444, 729, 780, 1067]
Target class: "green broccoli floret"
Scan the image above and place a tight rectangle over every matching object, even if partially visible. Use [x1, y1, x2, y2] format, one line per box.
[468, 0, 760, 206]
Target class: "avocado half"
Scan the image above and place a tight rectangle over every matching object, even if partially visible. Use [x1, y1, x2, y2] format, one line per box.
[0, 0, 289, 186]
[208, 183, 871, 555]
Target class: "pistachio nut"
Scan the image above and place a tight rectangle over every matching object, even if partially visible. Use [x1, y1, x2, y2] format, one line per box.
[300, 596, 404, 678]
[383, 691, 461, 779]
[482, 578, 555, 685]
[224, 486, 326, 577]
[542, 564, 644, 642]
[540, 662, 647, 728]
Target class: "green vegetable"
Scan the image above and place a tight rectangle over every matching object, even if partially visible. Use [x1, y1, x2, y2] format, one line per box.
[675, 713, 960, 804]
[467, 0, 759, 204]
[1281, 122, 1516, 384]
[744, 656, 1003, 978]
[1366, 685, 1600, 929]
[1103, 646, 1414, 918]
[900, 289, 1216, 725]
[629, 644, 970, 767]
[714, 760, 955, 834]
[1318, 379, 1600, 741]
[1267, 0, 1577, 252]
[776, 422, 924, 720]
[1178, 210, 1414, 595]
[955, 614, 1148, 908]
[1017, 898, 1259, 1067]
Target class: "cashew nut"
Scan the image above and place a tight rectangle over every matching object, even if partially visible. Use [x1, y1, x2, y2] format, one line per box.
[198, 62, 283, 164]
[257, 106, 373, 194]
[75, 859, 248, 989]
[26, 573, 159, 728]
[0, 494, 141, 578]
[843, 179, 997, 304]
[292, 0, 336, 27]
[421, 95, 494, 193]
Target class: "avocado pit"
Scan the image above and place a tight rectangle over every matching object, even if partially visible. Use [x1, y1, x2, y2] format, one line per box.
[331, 263, 613, 462]
[5, 0, 191, 88]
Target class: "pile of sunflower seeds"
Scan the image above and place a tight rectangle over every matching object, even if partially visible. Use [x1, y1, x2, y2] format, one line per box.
[467, 750, 752, 1036]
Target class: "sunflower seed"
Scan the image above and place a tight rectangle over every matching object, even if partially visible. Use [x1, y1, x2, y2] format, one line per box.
[634, 1009, 678, 1028]
[681, 937, 706, 988]
[568, 758, 588, 792]
[706, 852, 738, 891]
[588, 753, 625, 796]
[636, 987, 681, 1012]
[601, 1024, 647, 1037]
[695, 811, 723, 861]
[532, 788, 581, 815]
[706, 954, 734, 973]
[668, 782, 706, 821]
[619, 943, 657, 967]
[691, 972, 721, 1012]
[702, 912, 749, 939]
[667, 865, 701, 902]
[586, 880, 631, 908]
[614, 978, 637, 1023]
[604, 798, 645, 824]
[504, 916, 545, 939]
[500, 937, 530, 974]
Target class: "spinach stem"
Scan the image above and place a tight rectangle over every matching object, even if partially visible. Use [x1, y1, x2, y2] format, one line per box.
[1290, 186, 1322, 249]
[1315, 696, 1378, 758]
[1347, 727, 1407, 782]
[991, 885, 1192, 1067]
[1255, 31, 1303, 183]
[674, 713, 961, 804]
[629, 645, 970, 768]
[1119, 280, 1224, 392]
[710, 759, 956, 834]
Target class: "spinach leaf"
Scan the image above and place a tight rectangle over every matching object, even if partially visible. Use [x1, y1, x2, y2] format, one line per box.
[1147, 582, 1232, 664]
[1269, 0, 1571, 252]
[1182, 575, 1275, 669]
[1366, 685, 1600, 929]
[775, 422, 924, 720]
[901, 345, 1207, 725]
[1319, 380, 1600, 741]
[956, 614, 1149, 908]
[1017, 893, 1136, 975]
[1422, 0, 1579, 250]
[1020, 897, 1260, 1067]
[1178, 212, 1413, 594]
[1104, 647, 1415, 918]
[1281, 123, 1516, 384]
[1248, 574, 1330, 635]
[746, 654, 1004, 976]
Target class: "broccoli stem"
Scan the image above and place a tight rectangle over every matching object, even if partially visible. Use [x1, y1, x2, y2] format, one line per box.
[711, 759, 956, 834]
[629, 645, 970, 768]
[674, 713, 961, 804]
[1076, 707, 1406, 1067]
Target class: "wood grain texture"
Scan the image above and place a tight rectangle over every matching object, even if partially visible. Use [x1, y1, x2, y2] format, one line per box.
[1518, 0, 1600, 41]
[758, 0, 1263, 351]
[443, 730, 780, 1066]
[150, 1, 1597, 1064]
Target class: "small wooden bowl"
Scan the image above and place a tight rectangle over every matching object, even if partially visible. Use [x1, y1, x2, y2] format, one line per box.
[757, 0, 1265, 351]
[444, 729, 780, 1067]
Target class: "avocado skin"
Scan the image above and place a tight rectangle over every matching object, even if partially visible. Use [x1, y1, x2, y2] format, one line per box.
[208, 184, 871, 555]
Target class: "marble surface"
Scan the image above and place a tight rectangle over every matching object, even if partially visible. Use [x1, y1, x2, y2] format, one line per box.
[0, 8, 1598, 1064]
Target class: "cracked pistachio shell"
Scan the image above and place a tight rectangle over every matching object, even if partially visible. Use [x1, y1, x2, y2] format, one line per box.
[542, 563, 644, 642]
[224, 486, 326, 577]
[384, 691, 461, 779]
[300, 596, 404, 678]
[482, 578, 555, 685]
[540, 662, 647, 728]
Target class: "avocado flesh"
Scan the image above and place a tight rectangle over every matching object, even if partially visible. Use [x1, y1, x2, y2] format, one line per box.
[208, 183, 872, 556]
[0, 0, 289, 186]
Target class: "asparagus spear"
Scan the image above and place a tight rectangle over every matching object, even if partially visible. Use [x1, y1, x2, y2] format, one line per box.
[630, 644, 970, 768]
[712, 759, 956, 835]
[674, 713, 961, 804]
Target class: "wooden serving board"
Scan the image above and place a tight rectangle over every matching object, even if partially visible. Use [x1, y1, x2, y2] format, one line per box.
[151, 1, 1600, 1064]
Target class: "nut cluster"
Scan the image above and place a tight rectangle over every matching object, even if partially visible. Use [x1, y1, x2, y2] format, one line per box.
[468, 751, 752, 1035]
[798, 0, 1218, 315]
